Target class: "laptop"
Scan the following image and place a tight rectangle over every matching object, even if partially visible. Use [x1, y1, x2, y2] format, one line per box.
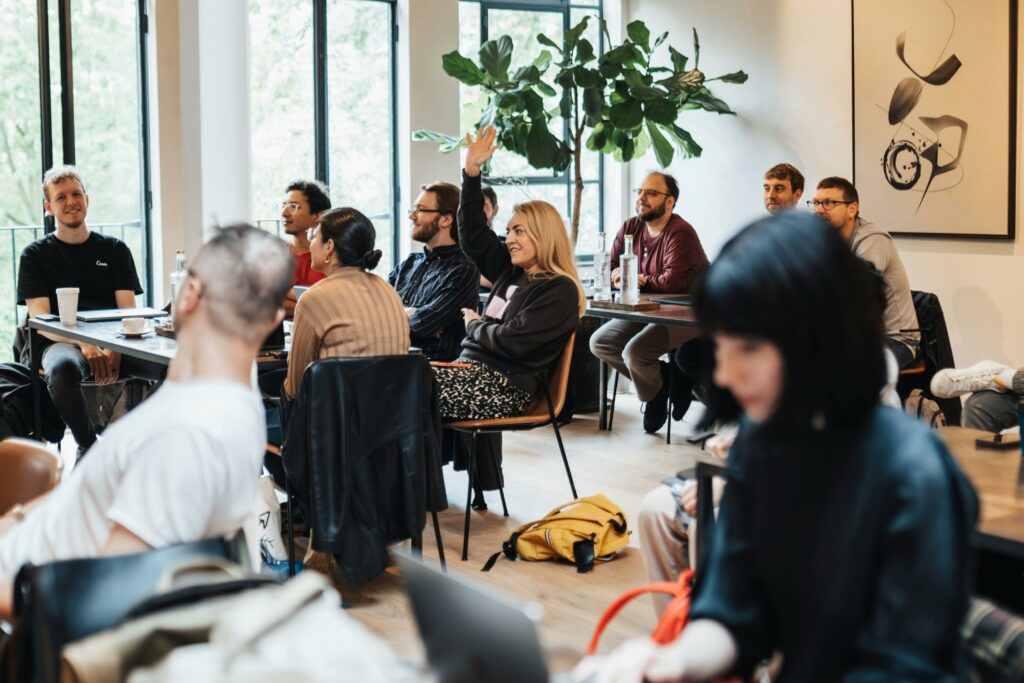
[76, 307, 167, 322]
[293, 285, 310, 300]
[259, 320, 286, 353]
[395, 552, 555, 683]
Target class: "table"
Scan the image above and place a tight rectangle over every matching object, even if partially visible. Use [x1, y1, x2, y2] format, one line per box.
[584, 298, 699, 430]
[27, 318, 179, 439]
[941, 426, 1024, 561]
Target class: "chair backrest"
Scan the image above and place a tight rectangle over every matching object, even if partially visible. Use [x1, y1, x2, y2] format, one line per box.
[0, 438, 61, 514]
[544, 332, 576, 417]
[11, 537, 238, 683]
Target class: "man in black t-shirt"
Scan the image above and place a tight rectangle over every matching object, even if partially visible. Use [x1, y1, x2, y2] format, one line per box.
[17, 166, 147, 455]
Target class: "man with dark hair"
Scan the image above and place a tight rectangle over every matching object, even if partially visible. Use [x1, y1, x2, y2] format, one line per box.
[280, 179, 331, 315]
[481, 185, 499, 228]
[0, 224, 294, 619]
[812, 176, 919, 367]
[763, 163, 804, 213]
[590, 171, 708, 433]
[388, 182, 479, 360]
[18, 165, 149, 455]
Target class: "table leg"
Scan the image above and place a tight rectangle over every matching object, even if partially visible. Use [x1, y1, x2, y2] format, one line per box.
[598, 359, 609, 430]
[30, 328, 42, 440]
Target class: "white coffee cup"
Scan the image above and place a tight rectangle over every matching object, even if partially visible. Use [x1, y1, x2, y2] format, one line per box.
[121, 317, 146, 334]
[55, 287, 80, 327]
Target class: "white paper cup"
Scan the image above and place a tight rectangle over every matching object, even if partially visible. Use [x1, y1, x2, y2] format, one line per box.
[55, 287, 80, 327]
[121, 317, 145, 334]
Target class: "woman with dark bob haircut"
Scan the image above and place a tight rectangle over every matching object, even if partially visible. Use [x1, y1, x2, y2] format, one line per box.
[577, 211, 977, 683]
[283, 207, 409, 399]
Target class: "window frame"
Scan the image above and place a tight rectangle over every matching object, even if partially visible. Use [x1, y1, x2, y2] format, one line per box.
[462, 0, 606, 244]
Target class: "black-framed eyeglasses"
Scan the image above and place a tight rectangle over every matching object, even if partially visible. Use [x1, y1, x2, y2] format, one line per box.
[632, 189, 670, 199]
[807, 199, 852, 210]
[407, 207, 442, 216]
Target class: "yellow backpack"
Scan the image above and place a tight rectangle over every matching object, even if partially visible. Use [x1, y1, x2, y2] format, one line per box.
[481, 494, 629, 573]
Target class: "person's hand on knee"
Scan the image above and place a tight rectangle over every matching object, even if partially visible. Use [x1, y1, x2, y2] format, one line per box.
[81, 343, 114, 385]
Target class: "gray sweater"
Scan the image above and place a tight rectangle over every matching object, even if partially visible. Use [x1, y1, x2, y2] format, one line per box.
[848, 218, 919, 351]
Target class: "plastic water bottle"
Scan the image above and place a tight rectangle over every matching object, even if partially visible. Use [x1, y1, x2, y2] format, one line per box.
[594, 232, 611, 302]
[169, 250, 187, 319]
[620, 234, 639, 305]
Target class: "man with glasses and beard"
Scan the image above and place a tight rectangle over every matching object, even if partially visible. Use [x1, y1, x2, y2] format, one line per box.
[389, 182, 479, 361]
[589, 172, 708, 433]
[279, 179, 331, 316]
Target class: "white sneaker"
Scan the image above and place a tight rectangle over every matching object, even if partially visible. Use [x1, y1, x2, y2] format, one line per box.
[930, 360, 1011, 398]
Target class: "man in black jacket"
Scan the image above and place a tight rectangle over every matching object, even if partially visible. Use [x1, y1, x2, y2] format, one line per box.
[389, 182, 480, 361]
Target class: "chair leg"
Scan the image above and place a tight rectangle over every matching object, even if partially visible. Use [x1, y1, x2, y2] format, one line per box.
[610, 370, 618, 430]
[545, 387, 578, 499]
[666, 368, 673, 445]
[431, 511, 447, 572]
[286, 478, 297, 578]
[462, 431, 477, 561]
[488, 443, 509, 517]
[412, 531, 423, 558]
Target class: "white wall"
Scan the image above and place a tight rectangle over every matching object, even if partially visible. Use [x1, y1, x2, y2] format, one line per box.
[148, 0, 252, 303]
[624, 0, 1024, 368]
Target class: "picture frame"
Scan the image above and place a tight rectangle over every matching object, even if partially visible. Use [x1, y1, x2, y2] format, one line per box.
[852, 0, 1018, 239]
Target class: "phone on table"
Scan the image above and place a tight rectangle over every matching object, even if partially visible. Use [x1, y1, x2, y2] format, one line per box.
[975, 433, 1021, 450]
[34, 313, 59, 322]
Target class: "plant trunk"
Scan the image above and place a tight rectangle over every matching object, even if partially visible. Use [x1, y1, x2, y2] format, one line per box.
[570, 128, 584, 246]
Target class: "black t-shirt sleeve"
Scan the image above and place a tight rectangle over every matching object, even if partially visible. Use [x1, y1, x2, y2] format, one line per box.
[16, 242, 49, 305]
[110, 239, 143, 294]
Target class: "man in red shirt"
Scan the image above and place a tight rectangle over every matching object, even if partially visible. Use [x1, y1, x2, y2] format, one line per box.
[280, 180, 330, 316]
[589, 172, 708, 433]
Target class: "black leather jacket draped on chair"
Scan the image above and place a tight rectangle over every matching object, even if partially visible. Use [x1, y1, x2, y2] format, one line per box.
[282, 355, 447, 587]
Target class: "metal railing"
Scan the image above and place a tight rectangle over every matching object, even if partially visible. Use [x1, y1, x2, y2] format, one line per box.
[0, 221, 145, 360]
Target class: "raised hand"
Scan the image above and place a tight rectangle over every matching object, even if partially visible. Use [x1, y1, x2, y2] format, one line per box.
[464, 126, 498, 177]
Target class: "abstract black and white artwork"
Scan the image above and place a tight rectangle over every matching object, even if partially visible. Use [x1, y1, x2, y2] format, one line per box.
[853, 0, 1017, 238]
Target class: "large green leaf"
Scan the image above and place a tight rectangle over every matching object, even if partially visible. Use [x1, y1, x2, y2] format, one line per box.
[523, 90, 546, 117]
[604, 44, 636, 66]
[575, 38, 596, 64]
[668, 46, 688, 74]
[666, 124, 703, 158]
[583, 87, 604, 119]
[686, 87, 736, 115]
[442, 51, 486, 85]
[626, 20, 650, 51]
[537, 33, 562, 53]
[599, 61, 621, 79]
[653, 31, 669, 50]
[692, 28, 701, 69]
[411, 129, 466, 154]
[574, 67, 603, 89]
[629, 84, 669, 101]
[646, 122, 674, 167]
[643, 99, 678, 125]
[479, 36, 513, 81]
[564, 17, 589, 48]
[586, 122, 608, 151]
[713, 70, 749, 84]
[533, 50, 554, 71]
[535, 80, 558, 97]
[526, 121, 561, 168]
[513, 65, 541, 84]
[609, 99, 643, 129]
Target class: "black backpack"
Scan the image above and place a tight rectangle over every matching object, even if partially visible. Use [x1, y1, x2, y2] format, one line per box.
[0, 362, 65, 442]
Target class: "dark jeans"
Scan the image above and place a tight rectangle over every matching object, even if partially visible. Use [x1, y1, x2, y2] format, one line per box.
[41, 343, 165, 449]
[671, 336, 711, 418]
[889, 339, 917, 369]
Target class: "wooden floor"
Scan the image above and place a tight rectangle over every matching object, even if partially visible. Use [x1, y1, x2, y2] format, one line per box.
[339, 394, 705, 674]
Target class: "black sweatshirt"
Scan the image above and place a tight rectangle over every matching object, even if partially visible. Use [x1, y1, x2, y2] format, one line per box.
[456, 172, 580, 395]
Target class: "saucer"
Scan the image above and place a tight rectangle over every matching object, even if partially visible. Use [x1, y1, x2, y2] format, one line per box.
[119, 327, 151, 338]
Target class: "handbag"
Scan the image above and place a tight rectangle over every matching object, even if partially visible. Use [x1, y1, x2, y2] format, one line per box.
[586, 568, 743, 683]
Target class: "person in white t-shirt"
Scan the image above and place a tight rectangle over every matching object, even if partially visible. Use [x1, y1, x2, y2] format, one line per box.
[0, 223, 295, 619]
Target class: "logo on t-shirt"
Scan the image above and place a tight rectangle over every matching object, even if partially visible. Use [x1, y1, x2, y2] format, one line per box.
[95, 260, 108, 267]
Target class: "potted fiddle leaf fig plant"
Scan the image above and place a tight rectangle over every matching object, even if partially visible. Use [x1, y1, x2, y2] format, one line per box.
[413, 17, 747, 245]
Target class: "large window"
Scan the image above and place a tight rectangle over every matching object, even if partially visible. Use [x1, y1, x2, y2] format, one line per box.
[249, 0, 398, 273]
[0, 0, 151, 360]
[460, 0, 604, 255]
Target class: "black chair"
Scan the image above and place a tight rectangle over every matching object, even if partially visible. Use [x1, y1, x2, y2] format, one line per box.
[7, 537, 241, 683]
[896, 290, 960, 426]
[281, 355, 447, 585]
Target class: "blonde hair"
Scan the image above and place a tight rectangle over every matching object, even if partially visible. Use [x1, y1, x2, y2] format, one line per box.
[42, 165, 86, 201]
[511, 201, 586, 316]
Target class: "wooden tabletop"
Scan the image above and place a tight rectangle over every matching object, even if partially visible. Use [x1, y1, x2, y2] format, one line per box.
[940, 426, 1024, 559]
[584, 299, 699, 329]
